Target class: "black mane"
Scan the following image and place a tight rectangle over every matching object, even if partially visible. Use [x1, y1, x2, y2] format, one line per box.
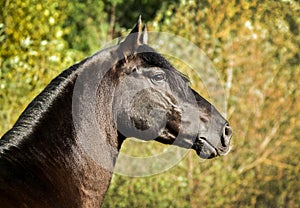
[0, 60, 84, 153]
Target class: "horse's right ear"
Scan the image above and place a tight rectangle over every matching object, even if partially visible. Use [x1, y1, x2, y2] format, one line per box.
[140, 24, 148, 45]
[118, 16, 147, 58]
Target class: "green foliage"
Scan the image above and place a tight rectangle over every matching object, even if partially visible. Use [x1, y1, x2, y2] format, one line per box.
[0, 0, 85, 133]
[62, 0, 108, 53]
[1, 0, 299, 207]
[112, 0, 179, 31]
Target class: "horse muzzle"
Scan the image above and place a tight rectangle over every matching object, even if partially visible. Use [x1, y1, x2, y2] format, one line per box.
[192, 122, 232, 159]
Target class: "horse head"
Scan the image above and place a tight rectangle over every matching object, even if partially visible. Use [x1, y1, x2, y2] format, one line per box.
[111, 17, 232, 159]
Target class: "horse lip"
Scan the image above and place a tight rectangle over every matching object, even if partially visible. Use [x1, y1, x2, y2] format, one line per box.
[195, 134, 233, 157]
[200, 137, 220, 156]
[220, 146, 232, 156]
[192, 136, 219, 158]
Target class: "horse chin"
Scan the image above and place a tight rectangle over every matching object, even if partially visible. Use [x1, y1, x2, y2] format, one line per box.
[192, 137, 219, 159]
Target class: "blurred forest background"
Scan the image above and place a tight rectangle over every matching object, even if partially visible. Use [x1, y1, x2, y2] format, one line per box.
[1, 0, 299, 207]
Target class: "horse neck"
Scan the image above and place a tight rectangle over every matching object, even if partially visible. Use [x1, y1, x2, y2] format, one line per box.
[0, 63, 120, 207]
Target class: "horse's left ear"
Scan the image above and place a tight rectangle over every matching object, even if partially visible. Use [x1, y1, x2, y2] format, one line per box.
[119, 16, 147, 57]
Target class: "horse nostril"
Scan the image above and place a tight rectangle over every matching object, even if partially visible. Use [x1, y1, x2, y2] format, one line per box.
[224, 123, 232, 137]
[221, 123, 232, 147]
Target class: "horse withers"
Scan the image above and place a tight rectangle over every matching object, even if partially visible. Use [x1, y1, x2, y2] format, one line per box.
[0, 17, 232, 207]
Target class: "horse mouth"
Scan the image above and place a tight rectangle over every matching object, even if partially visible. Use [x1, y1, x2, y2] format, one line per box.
[192, 136, 219, 159]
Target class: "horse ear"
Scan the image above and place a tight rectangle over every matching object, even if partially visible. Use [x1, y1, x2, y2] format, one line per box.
[140, 24, 148, 45]
[119, 15, 146, 56]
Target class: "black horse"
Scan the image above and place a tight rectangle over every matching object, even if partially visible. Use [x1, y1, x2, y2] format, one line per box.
[0, 18, 232, 208]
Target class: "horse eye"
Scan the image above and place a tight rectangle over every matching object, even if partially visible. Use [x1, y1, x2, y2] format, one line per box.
[132, 66, 138, 73]
[151, 73, 166, 82]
